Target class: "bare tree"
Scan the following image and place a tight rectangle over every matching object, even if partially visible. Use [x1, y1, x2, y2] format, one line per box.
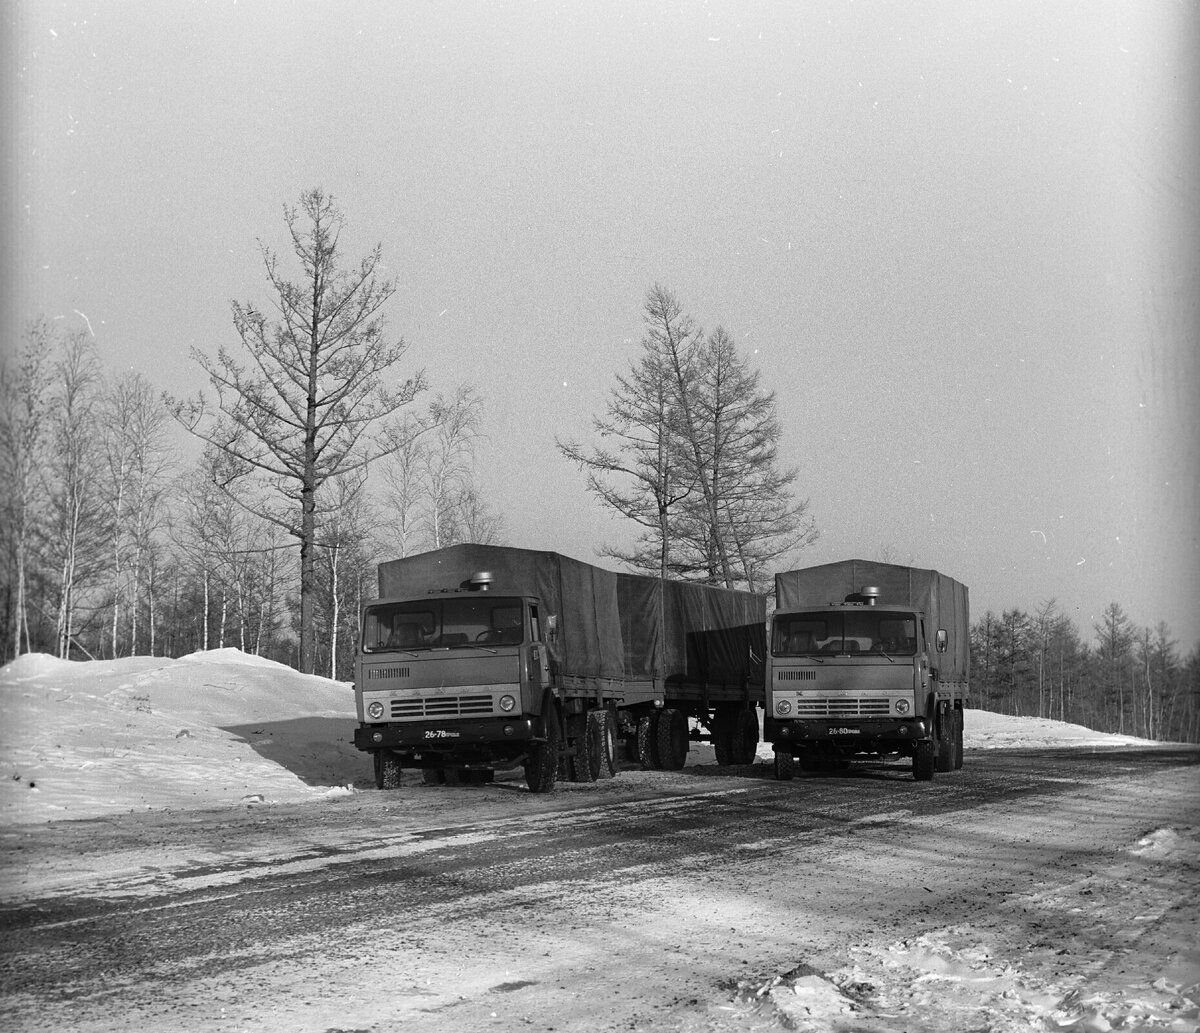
[557, 329, 695, 581]
[101, 372, 173, 656]
[0, 319, 53, 658]
[560, 285, 814, 590]
[46, 328, 107, 658]
[170, 189, 425, 673]
[377, 386, 503, 560]
[678, 326, 816, 590]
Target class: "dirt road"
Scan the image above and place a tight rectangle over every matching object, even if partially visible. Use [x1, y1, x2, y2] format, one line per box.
[2, 748, 1198, 1033]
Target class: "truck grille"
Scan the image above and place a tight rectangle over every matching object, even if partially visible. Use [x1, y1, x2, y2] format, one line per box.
[776, 670, 817, 681]
[793, 698, 892, 717]
[389, 694, 494, 719]
[367, 666, 411, 680]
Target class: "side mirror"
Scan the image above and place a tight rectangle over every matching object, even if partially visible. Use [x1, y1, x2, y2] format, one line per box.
[546, 614, 558, 639]
[936, 629, 948, 654]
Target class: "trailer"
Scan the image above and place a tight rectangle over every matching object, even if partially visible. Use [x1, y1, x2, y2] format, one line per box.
[764, 559, 969, 781]
[353, 544, 766, 792]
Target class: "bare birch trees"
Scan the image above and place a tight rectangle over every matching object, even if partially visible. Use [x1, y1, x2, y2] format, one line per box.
[559, 285, 816, 591]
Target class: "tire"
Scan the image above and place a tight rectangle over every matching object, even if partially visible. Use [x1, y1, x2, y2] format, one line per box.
[729, 707, 760, 766]
[524, 704, 560, 793]
[712, 706, 735, 766]
[569, 714, 597, 783]
[422, 768, 446, 785]
[913, 740, 936, 782]
[636, 713, 658, 769]
[655, 708, 689, 771]
[602, 708, 619, 777]
[773, 750, 795, 782]
[373, 750, 401, 790]
[953, 707, 965, 770]
[586, 709, 611, 780]
[935, 711, 955, 773]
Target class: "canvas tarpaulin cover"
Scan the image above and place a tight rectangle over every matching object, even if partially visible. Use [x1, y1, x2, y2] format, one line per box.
[376, 545, 765, 686]
[774, 559, 969, 682]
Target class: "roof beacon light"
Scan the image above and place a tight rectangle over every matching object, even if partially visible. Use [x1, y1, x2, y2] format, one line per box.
[468, 571, 494, 592]
[861, 586, 880, 606]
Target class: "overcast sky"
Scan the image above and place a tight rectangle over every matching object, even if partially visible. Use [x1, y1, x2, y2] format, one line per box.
[5, 1, 1198, 645]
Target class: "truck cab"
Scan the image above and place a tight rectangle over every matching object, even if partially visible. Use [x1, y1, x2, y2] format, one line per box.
[353, 574, 555, 785]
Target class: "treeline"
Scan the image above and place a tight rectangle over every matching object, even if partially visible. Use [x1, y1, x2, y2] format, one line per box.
[0, 320, 501, 681]
[970, 602, 1200, 744]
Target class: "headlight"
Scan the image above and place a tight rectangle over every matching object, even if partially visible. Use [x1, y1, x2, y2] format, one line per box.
[895, 698, 911, 715]
[499, 694, 516, 712]
[367, 701, 385, 719]
[775, 699, 792, 716]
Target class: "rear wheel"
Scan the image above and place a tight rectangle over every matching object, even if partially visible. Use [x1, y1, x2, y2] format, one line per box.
[601, 708, 619, 777]
[568, 714, 598, 783]
[586, 709, 612, 779]
[525, 704, 561, 793]
[636, 713, 658, 769]
[373, 750, 401, 790]
[711, 706, 736, 766]
[773, 750, 795, 782]
[729, 707, 760, 765]
[935, 710, 955, 773]
[655, 708, 689, 771]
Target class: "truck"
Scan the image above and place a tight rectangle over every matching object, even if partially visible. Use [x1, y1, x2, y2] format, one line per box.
[353, 543, 767, 792]
[763, 559, 969, 782]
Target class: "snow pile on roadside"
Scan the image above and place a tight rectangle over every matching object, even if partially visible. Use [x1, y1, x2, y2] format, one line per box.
[1, 649, 362, 825]
[963, 707, 1161, 749]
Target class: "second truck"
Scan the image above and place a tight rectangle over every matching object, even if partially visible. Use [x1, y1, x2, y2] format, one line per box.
[764, 559, 970, 782]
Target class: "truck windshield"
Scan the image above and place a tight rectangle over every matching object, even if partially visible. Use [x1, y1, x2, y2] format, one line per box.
[773, 611, 917, 656]
[363, 597, 525, 652]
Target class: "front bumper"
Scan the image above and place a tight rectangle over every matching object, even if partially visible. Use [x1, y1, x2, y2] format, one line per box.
[765, 716, 930, 747]
[354, 716, 538, 765]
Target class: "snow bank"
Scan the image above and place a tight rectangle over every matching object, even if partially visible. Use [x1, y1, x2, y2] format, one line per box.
[1, 649, 363, 825]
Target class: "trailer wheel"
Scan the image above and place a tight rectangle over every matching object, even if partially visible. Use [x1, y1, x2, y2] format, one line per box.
[655, 708, 689, 771]
[953, 707, 965, 770]
[773, 750, 795, 782]
[422, 768, 446, 785]
[525, 705, 560, 793]
[711, 706, 735, 766]
[586, 709, 612, 779]
[373, 750, 401, 790]
[636, 714, 658, 769]
[569, 716, 598, 783]
[935, 711, 955, 773]
[601, 708, 619, 777]
[913, 740, 936, 782]
[729, 707, 760, 766]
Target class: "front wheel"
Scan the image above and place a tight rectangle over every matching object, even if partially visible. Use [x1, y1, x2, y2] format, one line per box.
[525, 705, 561, 793]
[773, 750, 795, 781]
[373, 750, 401, 790]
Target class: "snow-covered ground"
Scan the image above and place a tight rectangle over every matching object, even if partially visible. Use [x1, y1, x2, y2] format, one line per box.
[0, 648, 1170, 826]
[1, 650, 1197, 1033]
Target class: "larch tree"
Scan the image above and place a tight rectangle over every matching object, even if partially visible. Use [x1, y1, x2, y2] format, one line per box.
[560, 284, 814, 590]
[170, 189, 425, 673]
[676, 325, 816, 591]
[557, 324, 697, 581]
